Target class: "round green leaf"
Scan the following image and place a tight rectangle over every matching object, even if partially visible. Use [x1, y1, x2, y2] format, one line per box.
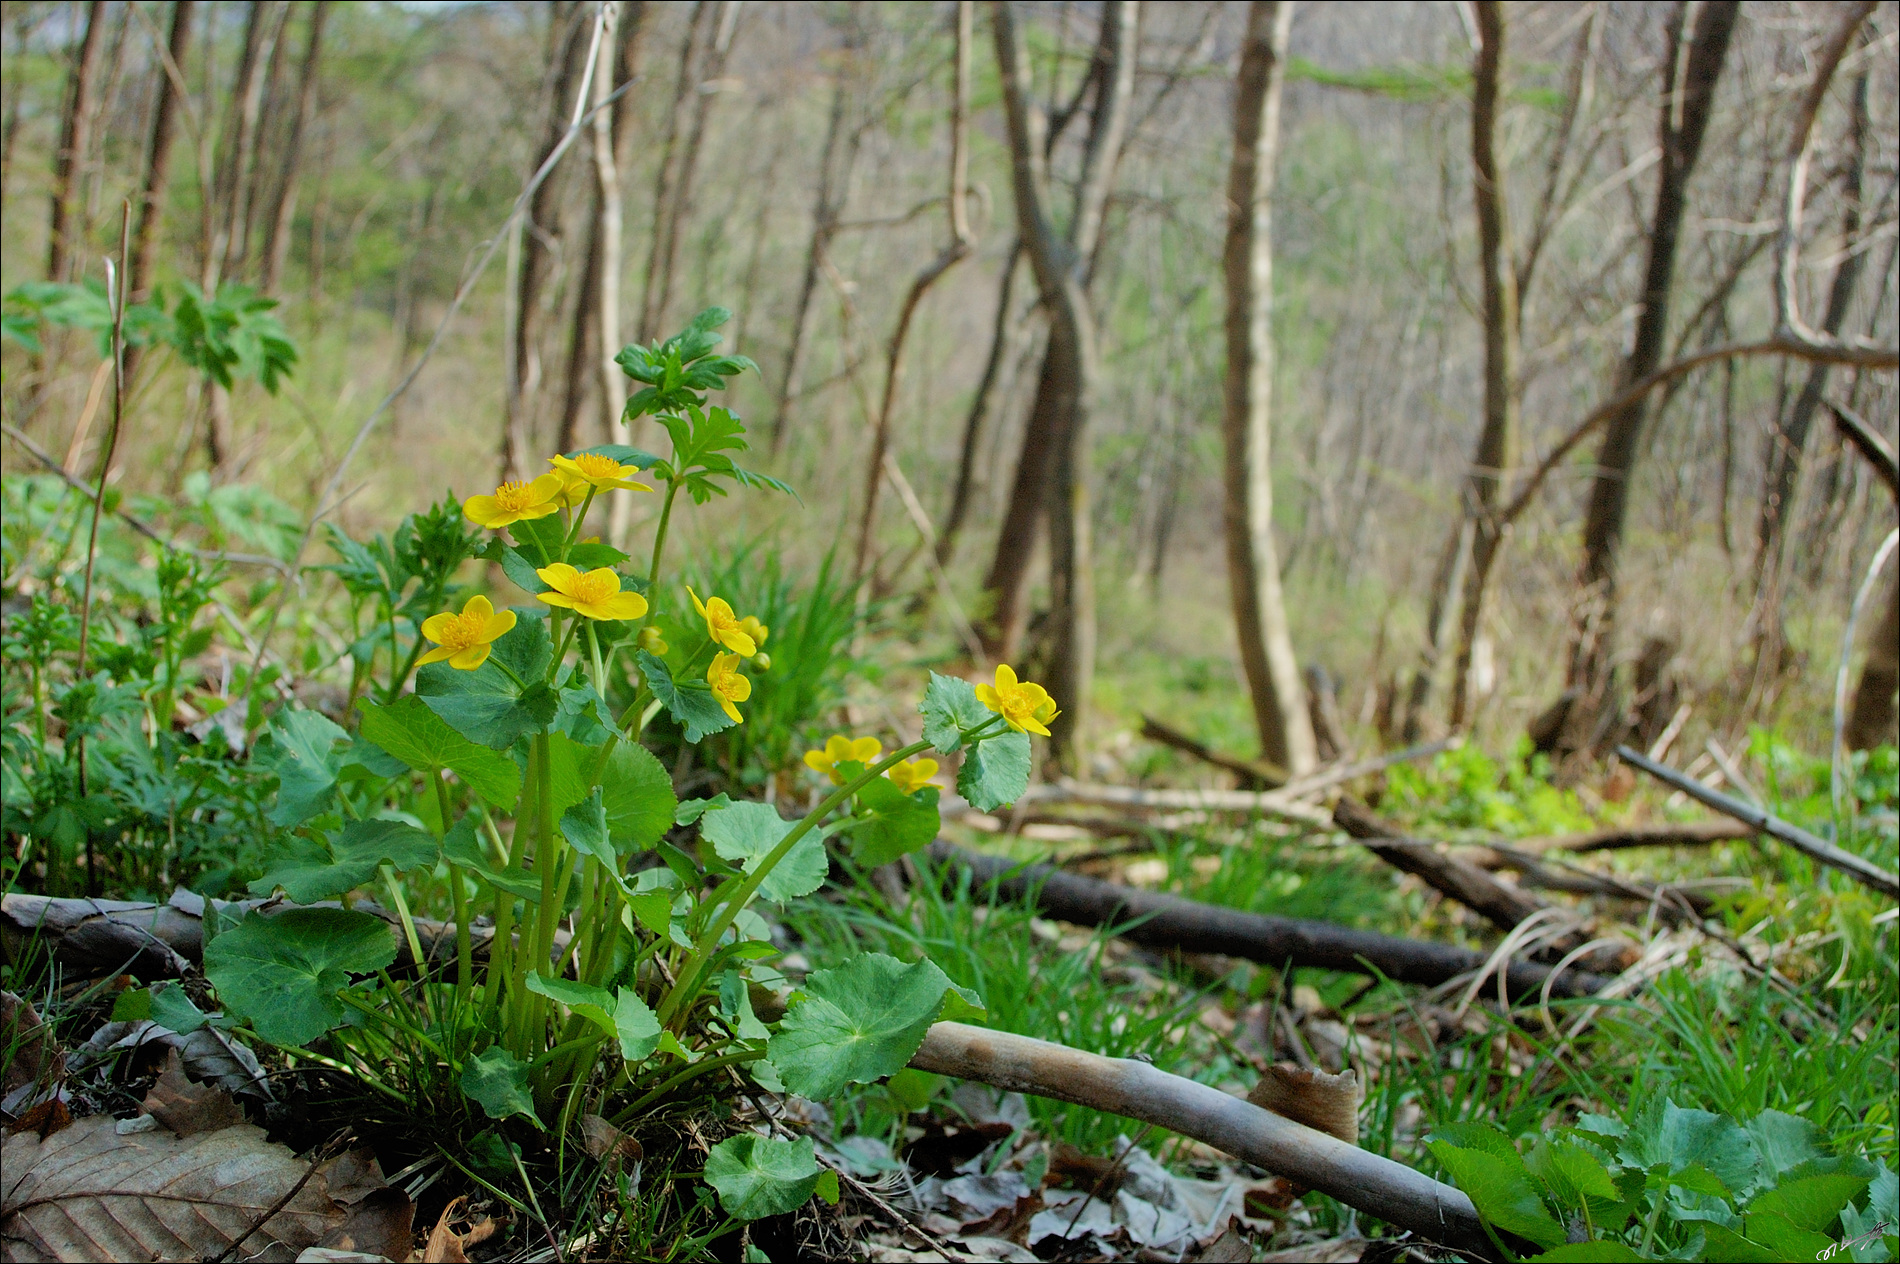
[767, 953, 968, 1101]
[204, 909, 396, 1046]
[704, 1134, 822, 1221]
[699, 802, 828, 905]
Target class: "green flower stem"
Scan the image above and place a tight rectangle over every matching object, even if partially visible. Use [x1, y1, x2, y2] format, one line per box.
[382, 620, 429, 704]
[235, 1026, 406, 1103]
[480, 812, 516, 1013]
[608, 1048, 763, 1128]
[433, 772, 473, 1006]
[490, 654, 529, 691]
[338, 989, 448, 1062]
[564, 486, 600, 552]
[646, 480, 682, 595]
[657, 739, 935, 1025]
[379, 863, 429, 981]
[586, 623, 606, 694]
[550, 611, 577, 674]
[527, 732, 562, 1038]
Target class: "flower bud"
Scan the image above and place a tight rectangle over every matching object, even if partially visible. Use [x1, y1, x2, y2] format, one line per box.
[637, 625, 668, 655]
[752, 651, 771, 671]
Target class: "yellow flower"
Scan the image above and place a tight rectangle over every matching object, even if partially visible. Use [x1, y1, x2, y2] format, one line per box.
[535, 564, 649, 622]
[886, 757, 939, 795]
[803, 735, 884, 786]
[463, 473, 566, 528]
[707, 652, 751, 723]
[418, 595, 516, 670]
[687, 587, 758, 656]
[550, 451, 653, 501]
[974, 664, 1059, 737]
[637, 625, 669, 655]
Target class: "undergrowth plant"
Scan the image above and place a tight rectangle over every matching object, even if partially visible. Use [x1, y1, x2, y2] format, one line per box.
[107, 308, 1057, 1232]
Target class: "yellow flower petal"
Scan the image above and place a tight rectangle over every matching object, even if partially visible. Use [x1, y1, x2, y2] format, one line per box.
[538, 592, 579, 610]
[597, 592, 648, 621]
[421, 612, 459, 642]
[483, 608, 518, 640]
[462, 495, 504, 527]
[449, 644, 491, 670]
[417, 645, 458, 666]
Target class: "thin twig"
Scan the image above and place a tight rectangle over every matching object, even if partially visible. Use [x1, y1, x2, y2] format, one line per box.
[1833, 530, 1899, 821]
[209, 1128, 352, 1263]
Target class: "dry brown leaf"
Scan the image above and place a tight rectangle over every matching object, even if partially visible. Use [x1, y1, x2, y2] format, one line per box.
[141, 1051, 246, 1137]
[1248, 1064, 1360, 1147]
[4, 1099, 70, 1141]
[0, 1115, 367, 1263]
[421, 1197, 496, 1264]
[314, 1187, 413, 1263]
[0, 993, 64, 1108]
[579, 1114, 642, 1170]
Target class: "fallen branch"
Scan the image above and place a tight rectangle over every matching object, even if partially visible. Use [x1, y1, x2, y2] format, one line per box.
[907, 1022, 1500, 1260]
[925, 841, 1610, 1000]
[1518, 819, 1753, 854]
[1274, 737, 1463, 800]
[0, 891, 547, 981]
[1332, 800, 1555, 937]
[1035, 780, 1333, 828]
[1140, 716, 1287, 786]
[1465, 844, 1725, 923]
[1615, 746, 1900, 898]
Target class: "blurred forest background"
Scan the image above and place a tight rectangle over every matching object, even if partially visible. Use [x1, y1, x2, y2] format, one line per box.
[3, 0, 1897, 774]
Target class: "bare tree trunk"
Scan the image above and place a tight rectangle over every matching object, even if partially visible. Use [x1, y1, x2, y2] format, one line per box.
[47, 0, 107, 283]
[636, 0, 738, 345]
[769, 61, 857, 453]
[231, 0, 295, 282]
[1847, 568, 1899, 751]
[601, 2, 646, 546]
[853, 1, 975, 584]
[558, 177, 604, 458]
[985, 0, 1135, 768]
[1446, 0, 1521, 731]
[1557, 0, 1737, 754]
[128, 0, 196, 306]
[937, 240, 1024, 567]
[980, 2, 1133, 742]
[209, 1, 275, 289]
[258, 1, 328, 297]
[1221, 0, 1314, 776]
[1754, 66, 1870, 590]
[501, 2, 589, 482]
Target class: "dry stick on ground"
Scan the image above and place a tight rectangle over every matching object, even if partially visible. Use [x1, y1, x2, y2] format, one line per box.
[1331, 799, 1612, 969]
[1516, 818, 1753, 854]
[1140, 715, 1288, 787]
[925, 841, 1609, 999]
[1615, 746, 1900, 899]
[907, 1022, 1503, 1261]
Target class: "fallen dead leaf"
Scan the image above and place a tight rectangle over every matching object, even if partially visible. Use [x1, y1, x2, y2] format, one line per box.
[421, 1196, 496, 1264]
[580, 1113, 643, 1170]
[1257, 1234, 1366, 1262]
[0, 1115, 389, 1262]
[141, 1050, 246, 1137]
[1198, 1217, 1255, 1262]
[5, 1098, 70, 1140]
[0, 994, 63, 1101]
[314, 1187, 413, 1263]
[1248, 1063, 1360, 1146]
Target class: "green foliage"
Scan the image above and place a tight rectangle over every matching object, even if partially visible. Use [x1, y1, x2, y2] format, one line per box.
[699, 801, 830, 905]
[203, 908, 398, 1045]
[703, 1134, 825, 1221]
[461, 1045, 538, 1123]
[1430, 1101, 1891, 1261]
[3, 280, 296, 390]
[767, 952, 980, 1100]
[249, 817, 438, 902]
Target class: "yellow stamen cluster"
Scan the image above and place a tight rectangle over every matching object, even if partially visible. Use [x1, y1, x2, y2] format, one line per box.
[975, 664, 1059, 737]
[464, 473, 565, 528]
[536, 564, 649, 622]
[418, 596, 517, 671]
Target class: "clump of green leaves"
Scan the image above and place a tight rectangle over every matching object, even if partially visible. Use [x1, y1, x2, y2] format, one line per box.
[1428, 1102, 1897, 1262]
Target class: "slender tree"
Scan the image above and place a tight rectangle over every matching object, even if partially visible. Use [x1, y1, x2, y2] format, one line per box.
[1221, 0, 1315, 777]
[258, 1, 328, 296]
[128, 0, 196, 306]
[1556, 0, 1738, 754]
[47, 0, 107, 283]
[980, 2, 1134, 696]
[854, 0, 976, 584]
